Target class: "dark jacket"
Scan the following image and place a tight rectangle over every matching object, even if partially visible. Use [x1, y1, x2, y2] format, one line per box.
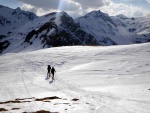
[47, 65, 51, 72]
[51, 67, 56, 74]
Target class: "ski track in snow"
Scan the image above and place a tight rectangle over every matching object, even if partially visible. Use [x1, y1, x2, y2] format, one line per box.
[0, 43, 150, 113]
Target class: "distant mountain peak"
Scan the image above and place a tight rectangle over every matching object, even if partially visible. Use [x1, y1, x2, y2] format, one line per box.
[15, 7, 21, 11]
[0, 4, 4, 8]
[0, 4, 37, 36]
[116, 14, 129, 20]
[84, 10, 109, 18]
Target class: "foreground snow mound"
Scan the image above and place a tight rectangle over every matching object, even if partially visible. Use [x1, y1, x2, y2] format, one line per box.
[0, 43, 150, 113]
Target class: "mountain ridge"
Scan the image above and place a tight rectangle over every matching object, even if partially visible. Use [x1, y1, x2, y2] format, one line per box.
[0, 5, 150, 54]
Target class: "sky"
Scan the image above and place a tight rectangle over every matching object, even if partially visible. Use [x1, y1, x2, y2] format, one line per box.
[0, 0, 150, 18]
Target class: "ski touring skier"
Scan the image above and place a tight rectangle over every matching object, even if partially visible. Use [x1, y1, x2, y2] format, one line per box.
[47, 65, 51, 78]
[51, 67, 56, 81]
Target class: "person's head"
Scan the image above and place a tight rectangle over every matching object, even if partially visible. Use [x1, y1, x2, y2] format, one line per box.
[48, 65, 50, 67]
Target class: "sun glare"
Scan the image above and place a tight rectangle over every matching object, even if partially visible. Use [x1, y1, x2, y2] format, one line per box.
[54, 0, 65, 23]
[58, 0, 64, 11]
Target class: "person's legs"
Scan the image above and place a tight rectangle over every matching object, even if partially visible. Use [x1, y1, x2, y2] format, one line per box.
[47, 72, 49, 78]
[53, 74, 54, 80]
[47, 71, 50, 78]
[52, 73, 54, 80]
[50, 72, 51, 77]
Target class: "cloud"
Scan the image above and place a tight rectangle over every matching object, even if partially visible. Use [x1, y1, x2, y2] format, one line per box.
[133, 11, 144, 17]
[19, 0, 82, 17]
[100, 1, 150, 17]
[18, 0, 110, 17]
[72, 0, 110, 9]
[120, 0, 135, 1]
[18, 0, 81, 11]
[18, 0, 60, 10]
[58, 0, 81, 11]
[18, 0, 109, 10]
[18, 0, 150, 18]
[21, 4, 55, 16]
[146, 0, 150, 3]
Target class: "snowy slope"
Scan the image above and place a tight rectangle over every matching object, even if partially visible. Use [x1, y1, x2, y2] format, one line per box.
[0, 43, 150, 113]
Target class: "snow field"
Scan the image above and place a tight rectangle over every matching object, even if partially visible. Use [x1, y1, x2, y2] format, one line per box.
[0, 43, 150, 113]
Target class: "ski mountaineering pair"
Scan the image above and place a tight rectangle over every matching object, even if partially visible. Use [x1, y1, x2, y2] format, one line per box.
[47, 65, 56, 81]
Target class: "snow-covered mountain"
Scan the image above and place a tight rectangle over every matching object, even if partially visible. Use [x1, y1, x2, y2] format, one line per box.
[0, 5, 37, 53]
[76, 10, 121, 45]
[1, 11, 99, 54]
[0, 5, 150, 54]
[0, 5, 37, 36]
[76, 10, 150, 46]
[112, 14, 150, 43]
[0, 5, 99, 54]
[22, 12, 99, 47]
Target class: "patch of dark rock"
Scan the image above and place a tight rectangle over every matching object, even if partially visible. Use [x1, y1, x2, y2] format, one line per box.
[26, 110, 59, 113]
[15, 98, 25, 101]
[0, 100, 21, 104]
[54, 103, 58, 105]
[0, 100, 31, 104]
[43, 101, 51, 102]
[128, 28, 136, 32]
[35, 96, 61, 101]
[24, 21, 57, 43]
[0, 35, 6, 39]
[63, 103, 69, 104]
[0, 40, 10, 53]
[71, 98, 79, 101]
[0, 108, 8, 112]
[11, 108, 20, 110]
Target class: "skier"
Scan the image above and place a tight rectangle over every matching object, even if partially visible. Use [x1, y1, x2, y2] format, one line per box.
[47, 65, 51, 78]
[51, 67, 56, 81]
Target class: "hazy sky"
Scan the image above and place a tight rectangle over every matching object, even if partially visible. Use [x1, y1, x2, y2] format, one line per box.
[0, 0, 150, 18]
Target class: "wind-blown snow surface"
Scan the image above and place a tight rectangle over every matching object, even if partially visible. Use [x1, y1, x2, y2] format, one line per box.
[0, 43, 150, 113]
